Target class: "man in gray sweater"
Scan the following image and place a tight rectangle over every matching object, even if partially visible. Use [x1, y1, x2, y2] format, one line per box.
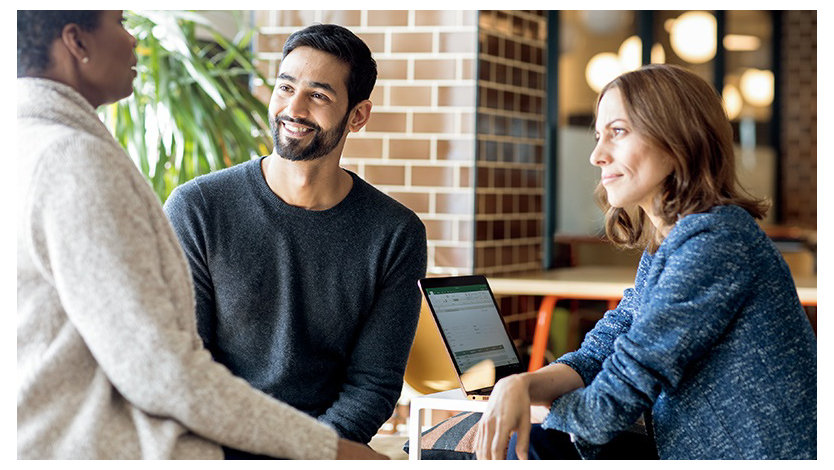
[164, 24, 427, 457]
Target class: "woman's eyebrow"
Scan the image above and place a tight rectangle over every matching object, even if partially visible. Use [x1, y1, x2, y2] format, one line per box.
[596, 118, 627, 133]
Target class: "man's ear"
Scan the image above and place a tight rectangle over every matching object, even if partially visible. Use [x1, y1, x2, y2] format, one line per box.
[59, 23, 90, 63]
[347, 100, 373, 132]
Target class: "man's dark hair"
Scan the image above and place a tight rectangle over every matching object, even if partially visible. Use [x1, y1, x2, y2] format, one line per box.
[282, 24, 377, 112]
[17, 10, 102, 78]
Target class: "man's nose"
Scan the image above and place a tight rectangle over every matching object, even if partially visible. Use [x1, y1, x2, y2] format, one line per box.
[283, 93, 309, 119]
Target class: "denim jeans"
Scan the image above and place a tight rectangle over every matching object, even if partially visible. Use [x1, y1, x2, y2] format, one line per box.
[506, 424, 658, 460]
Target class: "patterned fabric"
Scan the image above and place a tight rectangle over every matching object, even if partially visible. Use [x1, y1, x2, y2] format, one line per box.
[546, 205, 817, 459]
[403, 412, 481, 459]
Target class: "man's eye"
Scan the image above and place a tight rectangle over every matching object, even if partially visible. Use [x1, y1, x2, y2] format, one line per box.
[312, 92, 329, 101]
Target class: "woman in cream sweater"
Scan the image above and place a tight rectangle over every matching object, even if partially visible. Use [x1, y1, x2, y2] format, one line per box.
[17, 10, 384, 459]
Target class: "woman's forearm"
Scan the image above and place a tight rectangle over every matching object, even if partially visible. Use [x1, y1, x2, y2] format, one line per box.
[523, 363, 585, 406]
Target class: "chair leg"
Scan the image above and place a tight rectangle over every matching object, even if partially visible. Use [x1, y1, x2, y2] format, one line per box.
[528, 296, 558, 371]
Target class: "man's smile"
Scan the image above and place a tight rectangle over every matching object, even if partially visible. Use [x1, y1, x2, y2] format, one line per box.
[281, 120, 316, 138]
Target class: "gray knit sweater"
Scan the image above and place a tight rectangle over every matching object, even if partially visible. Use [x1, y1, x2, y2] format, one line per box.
[163, 158, 427, 445]
[17, 78, 338, 459]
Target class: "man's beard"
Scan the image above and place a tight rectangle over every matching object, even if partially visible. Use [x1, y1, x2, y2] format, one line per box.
[271, 111, 350, 162]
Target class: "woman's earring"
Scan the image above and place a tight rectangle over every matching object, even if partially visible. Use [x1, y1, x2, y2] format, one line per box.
[82, 57, 89, 64]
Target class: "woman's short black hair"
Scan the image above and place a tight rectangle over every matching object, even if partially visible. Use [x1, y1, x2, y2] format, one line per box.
[17, 10, 101, 78]
[282, 24, 377, 112]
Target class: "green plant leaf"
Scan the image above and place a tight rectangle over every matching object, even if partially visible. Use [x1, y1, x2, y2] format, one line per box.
[103, 10, 271, 203]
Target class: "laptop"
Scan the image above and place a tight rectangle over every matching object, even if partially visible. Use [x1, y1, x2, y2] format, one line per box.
[418, 275, 525, 400]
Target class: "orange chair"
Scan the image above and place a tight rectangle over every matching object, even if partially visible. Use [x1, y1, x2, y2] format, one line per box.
[403, 299, 458, 395]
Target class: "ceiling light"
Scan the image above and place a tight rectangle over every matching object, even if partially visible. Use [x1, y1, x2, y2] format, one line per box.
[618, 36, 642, 72]
[740, 68, 774, 107]
[723, 34, 761, 51]
[670, 11, 717, 64]
[586, 52, 622, 93]
[722, 84, 743, 120]
[651, 43, 666, 64]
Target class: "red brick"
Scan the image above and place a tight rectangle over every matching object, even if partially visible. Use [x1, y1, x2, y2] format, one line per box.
[365, 112, 406, 132]
[414, 59, 456, 80]
[365, 164, 405, 185]
[392, 32, 433, 53]
[390, 86, 432, 107]
[388, 191, 430, 213]
[438, 85, 476, 107]
[368, 10, 409, 26]
[434, 247, 471, 268]
[389, 139, 431, 159]
[439, 32, 476, 53]
[342, 138, 383, 158]
[411, 166, 455, 187]
[414, 113, 457, 134]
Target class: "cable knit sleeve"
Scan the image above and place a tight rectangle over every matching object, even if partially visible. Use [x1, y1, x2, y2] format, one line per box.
[552, 250, 653, 386]
[542, 220, 755, 450]
[29, 136, 339, 459]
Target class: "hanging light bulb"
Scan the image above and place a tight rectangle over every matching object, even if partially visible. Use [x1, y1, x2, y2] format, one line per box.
[618, 35, 642, 72]
[670, 11, 717, 64]
[585, 52, 622, 93]
[722, 84, 743, 120]
[723, 34, 761, 51]
[740, 68, 774, 107]
[651, 43, 666, 64]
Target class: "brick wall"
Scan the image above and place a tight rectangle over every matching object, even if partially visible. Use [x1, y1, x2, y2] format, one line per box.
[254, 10, 478, 276]
[780, 11, 816, 229]
[253, 10, 547, 346]
[474, 10, 548, 342]
[474, 10, 546, 277]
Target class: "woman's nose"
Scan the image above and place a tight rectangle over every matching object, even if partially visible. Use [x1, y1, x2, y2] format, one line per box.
[589, 142, 610, 167]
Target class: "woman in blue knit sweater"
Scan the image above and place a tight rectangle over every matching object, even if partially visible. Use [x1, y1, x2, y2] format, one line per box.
[474, 64, 816, 460]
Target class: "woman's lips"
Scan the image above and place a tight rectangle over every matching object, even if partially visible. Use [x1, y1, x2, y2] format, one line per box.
[601, 173, 622, 185]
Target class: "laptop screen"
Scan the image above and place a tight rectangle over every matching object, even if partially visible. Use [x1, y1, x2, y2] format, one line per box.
[424, 283, 521, 374]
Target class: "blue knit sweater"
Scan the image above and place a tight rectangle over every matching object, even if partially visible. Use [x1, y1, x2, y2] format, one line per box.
[544, 205, 816, 459]
[164, 158, 427, 444]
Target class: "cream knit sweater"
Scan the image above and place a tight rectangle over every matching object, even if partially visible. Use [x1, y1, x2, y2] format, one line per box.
[17, 78, 338, 459]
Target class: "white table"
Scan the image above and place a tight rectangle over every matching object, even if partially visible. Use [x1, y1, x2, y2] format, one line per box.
[408, 388, 488, 460]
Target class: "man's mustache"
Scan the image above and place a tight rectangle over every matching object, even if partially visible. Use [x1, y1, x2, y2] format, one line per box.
[274, 115, 322, 133]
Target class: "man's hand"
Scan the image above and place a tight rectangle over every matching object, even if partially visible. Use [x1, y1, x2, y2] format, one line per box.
[474, 374, 532, 460]
[335, 438, 390, 460]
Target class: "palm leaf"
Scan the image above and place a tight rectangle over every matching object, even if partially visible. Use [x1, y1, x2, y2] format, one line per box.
[102, 10, 270, 203]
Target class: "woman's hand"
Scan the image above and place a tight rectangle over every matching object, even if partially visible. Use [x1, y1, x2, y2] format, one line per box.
[473, 364, 584, 460]
[474, 373, 532, 460]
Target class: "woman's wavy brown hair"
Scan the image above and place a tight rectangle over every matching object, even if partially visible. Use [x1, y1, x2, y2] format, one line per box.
[594, 64, 769, 253]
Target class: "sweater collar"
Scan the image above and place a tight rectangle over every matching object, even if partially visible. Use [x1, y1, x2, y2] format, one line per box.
[17, 77, 114, 143]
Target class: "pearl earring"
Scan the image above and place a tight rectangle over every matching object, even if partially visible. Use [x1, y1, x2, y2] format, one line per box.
[82, 57, 89, 64]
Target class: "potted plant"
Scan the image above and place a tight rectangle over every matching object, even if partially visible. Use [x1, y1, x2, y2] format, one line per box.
[103, 10, 271, 202]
